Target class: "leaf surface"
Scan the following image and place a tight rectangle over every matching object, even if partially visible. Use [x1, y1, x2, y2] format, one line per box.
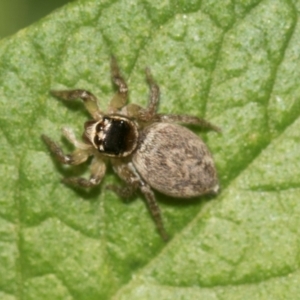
[0, 0, 300, 299]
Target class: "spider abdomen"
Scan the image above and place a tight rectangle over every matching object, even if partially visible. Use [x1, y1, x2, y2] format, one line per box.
[133, 122, 219, 197]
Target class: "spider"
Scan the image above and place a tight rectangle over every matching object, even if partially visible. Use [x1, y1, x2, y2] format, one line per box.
[42, 57, 220, 241]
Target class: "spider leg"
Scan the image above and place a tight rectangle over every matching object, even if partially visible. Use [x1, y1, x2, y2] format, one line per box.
[63, 156, 106, 188]
[110, 159, 169, 241]
[140, 183, 169, 241]
[61, 127, 92, 150]
[137, 67, 160, 122]
[50, 89, 102, 120]
[41, 134, 90, 165]
[122, 67, 160, 122]
[109, 56, 128, 112]
[153, 114, 221, 133]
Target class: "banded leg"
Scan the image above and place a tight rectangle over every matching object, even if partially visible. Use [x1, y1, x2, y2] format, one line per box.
[106, 183, 139, 199]
[137, 67, 160, 122]
[109, 56, 128, 112]
[154, 114, 221, 133]
[41, 134, 90, 165]
[140, 184, 169, 241]
[50, 89, 102, 120]
[63, 157, 106, 188]
[110, 159, 168, 241]
[108, 160, 140, 198]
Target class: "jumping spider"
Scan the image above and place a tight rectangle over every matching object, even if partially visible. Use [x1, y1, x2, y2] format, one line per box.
[42, 57, 220, 241]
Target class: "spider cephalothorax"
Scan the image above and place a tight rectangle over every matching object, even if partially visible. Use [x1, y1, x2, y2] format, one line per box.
[83, 115, 139, 157]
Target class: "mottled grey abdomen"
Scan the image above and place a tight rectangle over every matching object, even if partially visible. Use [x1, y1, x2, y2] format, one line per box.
[133, 122, 219, 197]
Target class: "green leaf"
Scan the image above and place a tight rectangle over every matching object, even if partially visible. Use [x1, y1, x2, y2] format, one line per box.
[1, 0, 300, 299]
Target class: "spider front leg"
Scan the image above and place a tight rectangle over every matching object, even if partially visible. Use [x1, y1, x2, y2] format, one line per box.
[42, 129, 106, 188]
[41, 133, 90, 165]
[109, 56, 128, 112]
[50, 89, 102, 120]
[109, 159, 169, 241]
[63, 156, 106, 188]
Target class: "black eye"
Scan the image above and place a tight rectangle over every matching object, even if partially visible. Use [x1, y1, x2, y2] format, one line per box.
[94, 135, 100, 146]
[96, 122, 103, 132]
